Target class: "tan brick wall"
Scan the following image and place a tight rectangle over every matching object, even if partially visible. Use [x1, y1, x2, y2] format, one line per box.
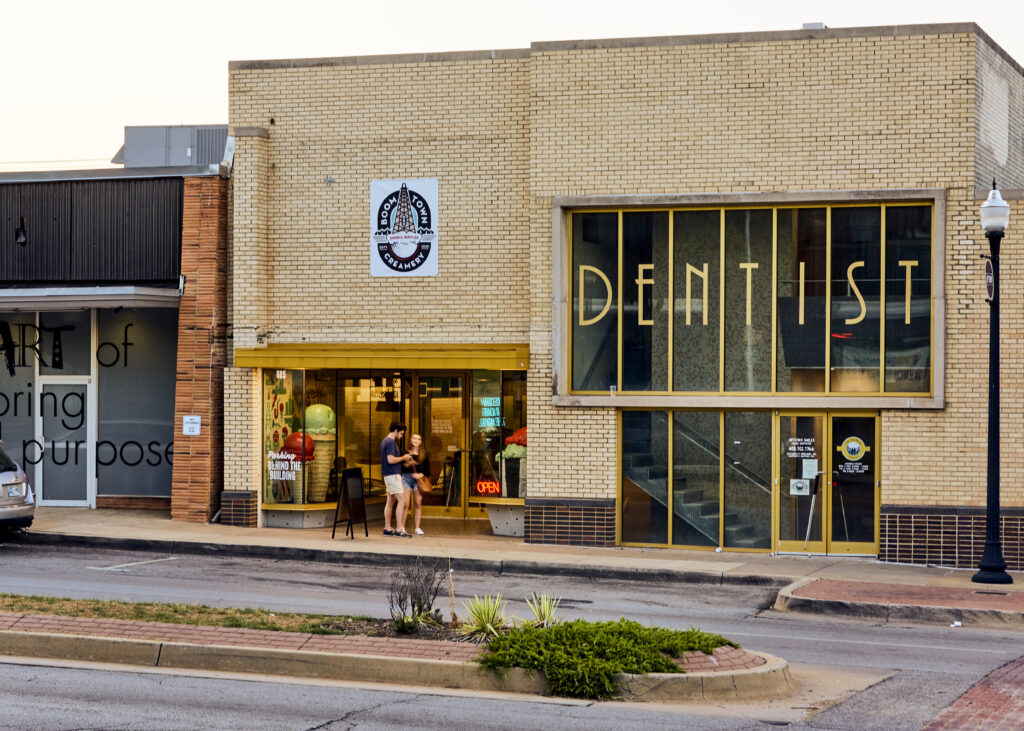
[223, 365, 261, 494]
[976, 37, 1024, 190]
[229, 57, 531, 346]
[227, 27, 1024, 516]
[230, 134, 271, 351]
[171, 176, 229, 523]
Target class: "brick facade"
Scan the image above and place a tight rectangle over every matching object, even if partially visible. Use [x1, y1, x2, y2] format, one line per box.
[881, 507, 1024, 570]
[220, 490, 259, 527]
[524, 499, 616, 547]
[227, 24, 1024, 561]
[171, 176, 229, 523]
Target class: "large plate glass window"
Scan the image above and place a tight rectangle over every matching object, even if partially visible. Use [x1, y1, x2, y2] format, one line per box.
[673, 210, 720, 391]
[724, 209, 772, 392]
[572, 213, 618, 391]
[776, 209, 827, 392]
[830, 207, 881, 392]
[570, 204, 932, 397]
[884, 206, 931, 392]
[621, 410, 668, 544]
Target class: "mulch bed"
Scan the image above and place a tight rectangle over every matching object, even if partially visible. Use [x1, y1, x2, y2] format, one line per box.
[317, 616, 469, 642]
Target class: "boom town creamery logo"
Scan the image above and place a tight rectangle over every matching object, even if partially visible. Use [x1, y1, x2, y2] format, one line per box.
[370, 178, 438, 276]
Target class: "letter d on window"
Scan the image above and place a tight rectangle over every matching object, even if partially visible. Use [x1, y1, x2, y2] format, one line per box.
[578, 265, 613, 326]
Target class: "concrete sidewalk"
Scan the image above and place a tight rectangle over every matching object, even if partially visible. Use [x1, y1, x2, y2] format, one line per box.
[15, 507, 1024, 628]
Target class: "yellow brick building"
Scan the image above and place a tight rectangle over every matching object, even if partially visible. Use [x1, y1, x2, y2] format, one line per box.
[225, 23, 1024, 568]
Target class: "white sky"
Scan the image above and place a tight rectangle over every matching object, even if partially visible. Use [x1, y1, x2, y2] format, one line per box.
[3, 0, 1022, 171]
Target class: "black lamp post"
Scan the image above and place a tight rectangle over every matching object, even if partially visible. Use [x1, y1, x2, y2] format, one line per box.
[972, 181, 1013, 585]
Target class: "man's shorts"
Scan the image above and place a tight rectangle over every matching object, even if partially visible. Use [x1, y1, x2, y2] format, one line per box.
[384, 474, 404, 496]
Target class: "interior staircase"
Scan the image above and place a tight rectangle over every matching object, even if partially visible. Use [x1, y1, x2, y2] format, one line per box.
[622, 413, 771, 549]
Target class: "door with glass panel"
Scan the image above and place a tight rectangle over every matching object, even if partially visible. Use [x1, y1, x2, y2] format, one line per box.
[36, 382, 92, 505]
[776, 412, 826, 553]
[416, 375, 469, 516]
[828, 414, 879, 554]
[775, 411, 878, 554]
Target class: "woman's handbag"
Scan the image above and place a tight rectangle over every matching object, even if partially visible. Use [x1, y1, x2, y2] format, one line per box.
[417, 475, 433, 493]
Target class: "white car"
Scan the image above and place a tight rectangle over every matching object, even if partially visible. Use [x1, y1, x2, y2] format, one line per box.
[0, 443, 33, 533]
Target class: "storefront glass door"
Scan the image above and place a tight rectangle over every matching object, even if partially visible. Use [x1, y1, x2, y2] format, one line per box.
[777, 413, 826, 553]
[36, 382, 93, 505]
[415, 375, 479, 517]
[774, 411, 878, 554]
[828, 414, 879, 554]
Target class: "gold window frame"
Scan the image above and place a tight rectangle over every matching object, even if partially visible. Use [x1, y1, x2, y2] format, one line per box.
[554, 189, 945, 410]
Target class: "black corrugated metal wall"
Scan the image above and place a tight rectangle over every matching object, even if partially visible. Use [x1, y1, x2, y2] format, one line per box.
[0, 178, 182, 286]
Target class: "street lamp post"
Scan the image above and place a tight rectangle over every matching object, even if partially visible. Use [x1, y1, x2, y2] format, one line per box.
[973, 181, 1013, 585]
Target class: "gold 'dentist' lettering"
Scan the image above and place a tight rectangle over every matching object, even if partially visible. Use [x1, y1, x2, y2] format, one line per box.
[739, 262, 759, 326]
[635, 264, 654, 326]
[798, 261, 805, 325]
[899, 260, 919, 325]
[578, 265, 613, 326]
[685, 263, 709, 326]
[845, 261, 867, 325]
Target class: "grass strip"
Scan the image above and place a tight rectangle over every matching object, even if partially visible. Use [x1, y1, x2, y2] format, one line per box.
[478, 618, 739, 699]
[0, 593, 367, 634]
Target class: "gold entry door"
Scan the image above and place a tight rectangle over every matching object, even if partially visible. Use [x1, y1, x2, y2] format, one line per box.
[775, 411, 879, 554]
[776, 412, 827, 553]
[413, 374, 484, 518]
[827, 413, 880, 554]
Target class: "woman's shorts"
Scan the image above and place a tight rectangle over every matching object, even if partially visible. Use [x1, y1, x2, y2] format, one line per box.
[402, 473, 417, 490]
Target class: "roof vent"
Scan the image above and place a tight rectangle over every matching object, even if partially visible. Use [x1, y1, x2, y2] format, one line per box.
[802, 22, 827, 30]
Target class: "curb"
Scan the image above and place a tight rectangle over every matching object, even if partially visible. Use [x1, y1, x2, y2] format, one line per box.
[18, 532, 788, 588]
[617, 652, 794, 702]
[0, 630, 793, 702]
[0, 630, 545, 695]
[773, 579, 1024, 630]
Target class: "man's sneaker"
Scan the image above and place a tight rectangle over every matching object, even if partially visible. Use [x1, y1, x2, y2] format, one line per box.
[414, 528, 425, 535]
[383, 529, 394, 536]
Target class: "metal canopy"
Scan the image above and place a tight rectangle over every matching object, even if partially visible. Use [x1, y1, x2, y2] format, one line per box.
[0, 286, 180, 311]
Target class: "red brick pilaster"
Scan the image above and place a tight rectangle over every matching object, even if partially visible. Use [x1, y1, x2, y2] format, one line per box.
[171, 176, 229, 522]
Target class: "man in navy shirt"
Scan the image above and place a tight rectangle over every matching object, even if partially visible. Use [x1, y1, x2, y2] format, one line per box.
[381, 421, 412, 536]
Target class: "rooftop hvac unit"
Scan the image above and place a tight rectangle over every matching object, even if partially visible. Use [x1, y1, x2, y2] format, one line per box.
[116, 125, 229, 168]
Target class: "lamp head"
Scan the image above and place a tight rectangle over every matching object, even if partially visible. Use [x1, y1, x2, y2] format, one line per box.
[980, 179, 1010, 234]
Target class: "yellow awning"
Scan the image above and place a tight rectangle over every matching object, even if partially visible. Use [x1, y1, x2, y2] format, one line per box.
[234, 343, 529, 371]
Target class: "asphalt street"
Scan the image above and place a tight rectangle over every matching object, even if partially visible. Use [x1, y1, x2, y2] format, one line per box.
[1, 543, 1020, 729]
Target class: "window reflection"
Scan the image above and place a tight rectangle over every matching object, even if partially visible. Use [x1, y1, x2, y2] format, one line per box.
[572, 213, 618, 391]
[777, 209, 826, 392]
[885, 206, 931, 392]
[830, 208, 881, 392]
[571, 204, 932, 397]
[673, 210, 720, 391]
[622, 212, 669, 391]
[725, 210, 772, 392]
[621, 410, 668, 544]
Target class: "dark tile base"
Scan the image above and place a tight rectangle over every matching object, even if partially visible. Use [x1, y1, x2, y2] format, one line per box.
[524, 498, 616, 547]
[221, 491, 258, 527]
[880, 506, 1024, 570]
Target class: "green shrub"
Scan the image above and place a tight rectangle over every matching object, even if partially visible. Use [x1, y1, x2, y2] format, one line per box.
[478, 618, 738, 699]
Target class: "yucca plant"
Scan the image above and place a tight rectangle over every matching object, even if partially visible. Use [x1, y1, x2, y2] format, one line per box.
[523, 592, 563, 628]
[459, 594, 514, 642]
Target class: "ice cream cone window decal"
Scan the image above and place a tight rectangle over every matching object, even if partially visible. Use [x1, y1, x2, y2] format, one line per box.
[370, 178, 438, 276]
